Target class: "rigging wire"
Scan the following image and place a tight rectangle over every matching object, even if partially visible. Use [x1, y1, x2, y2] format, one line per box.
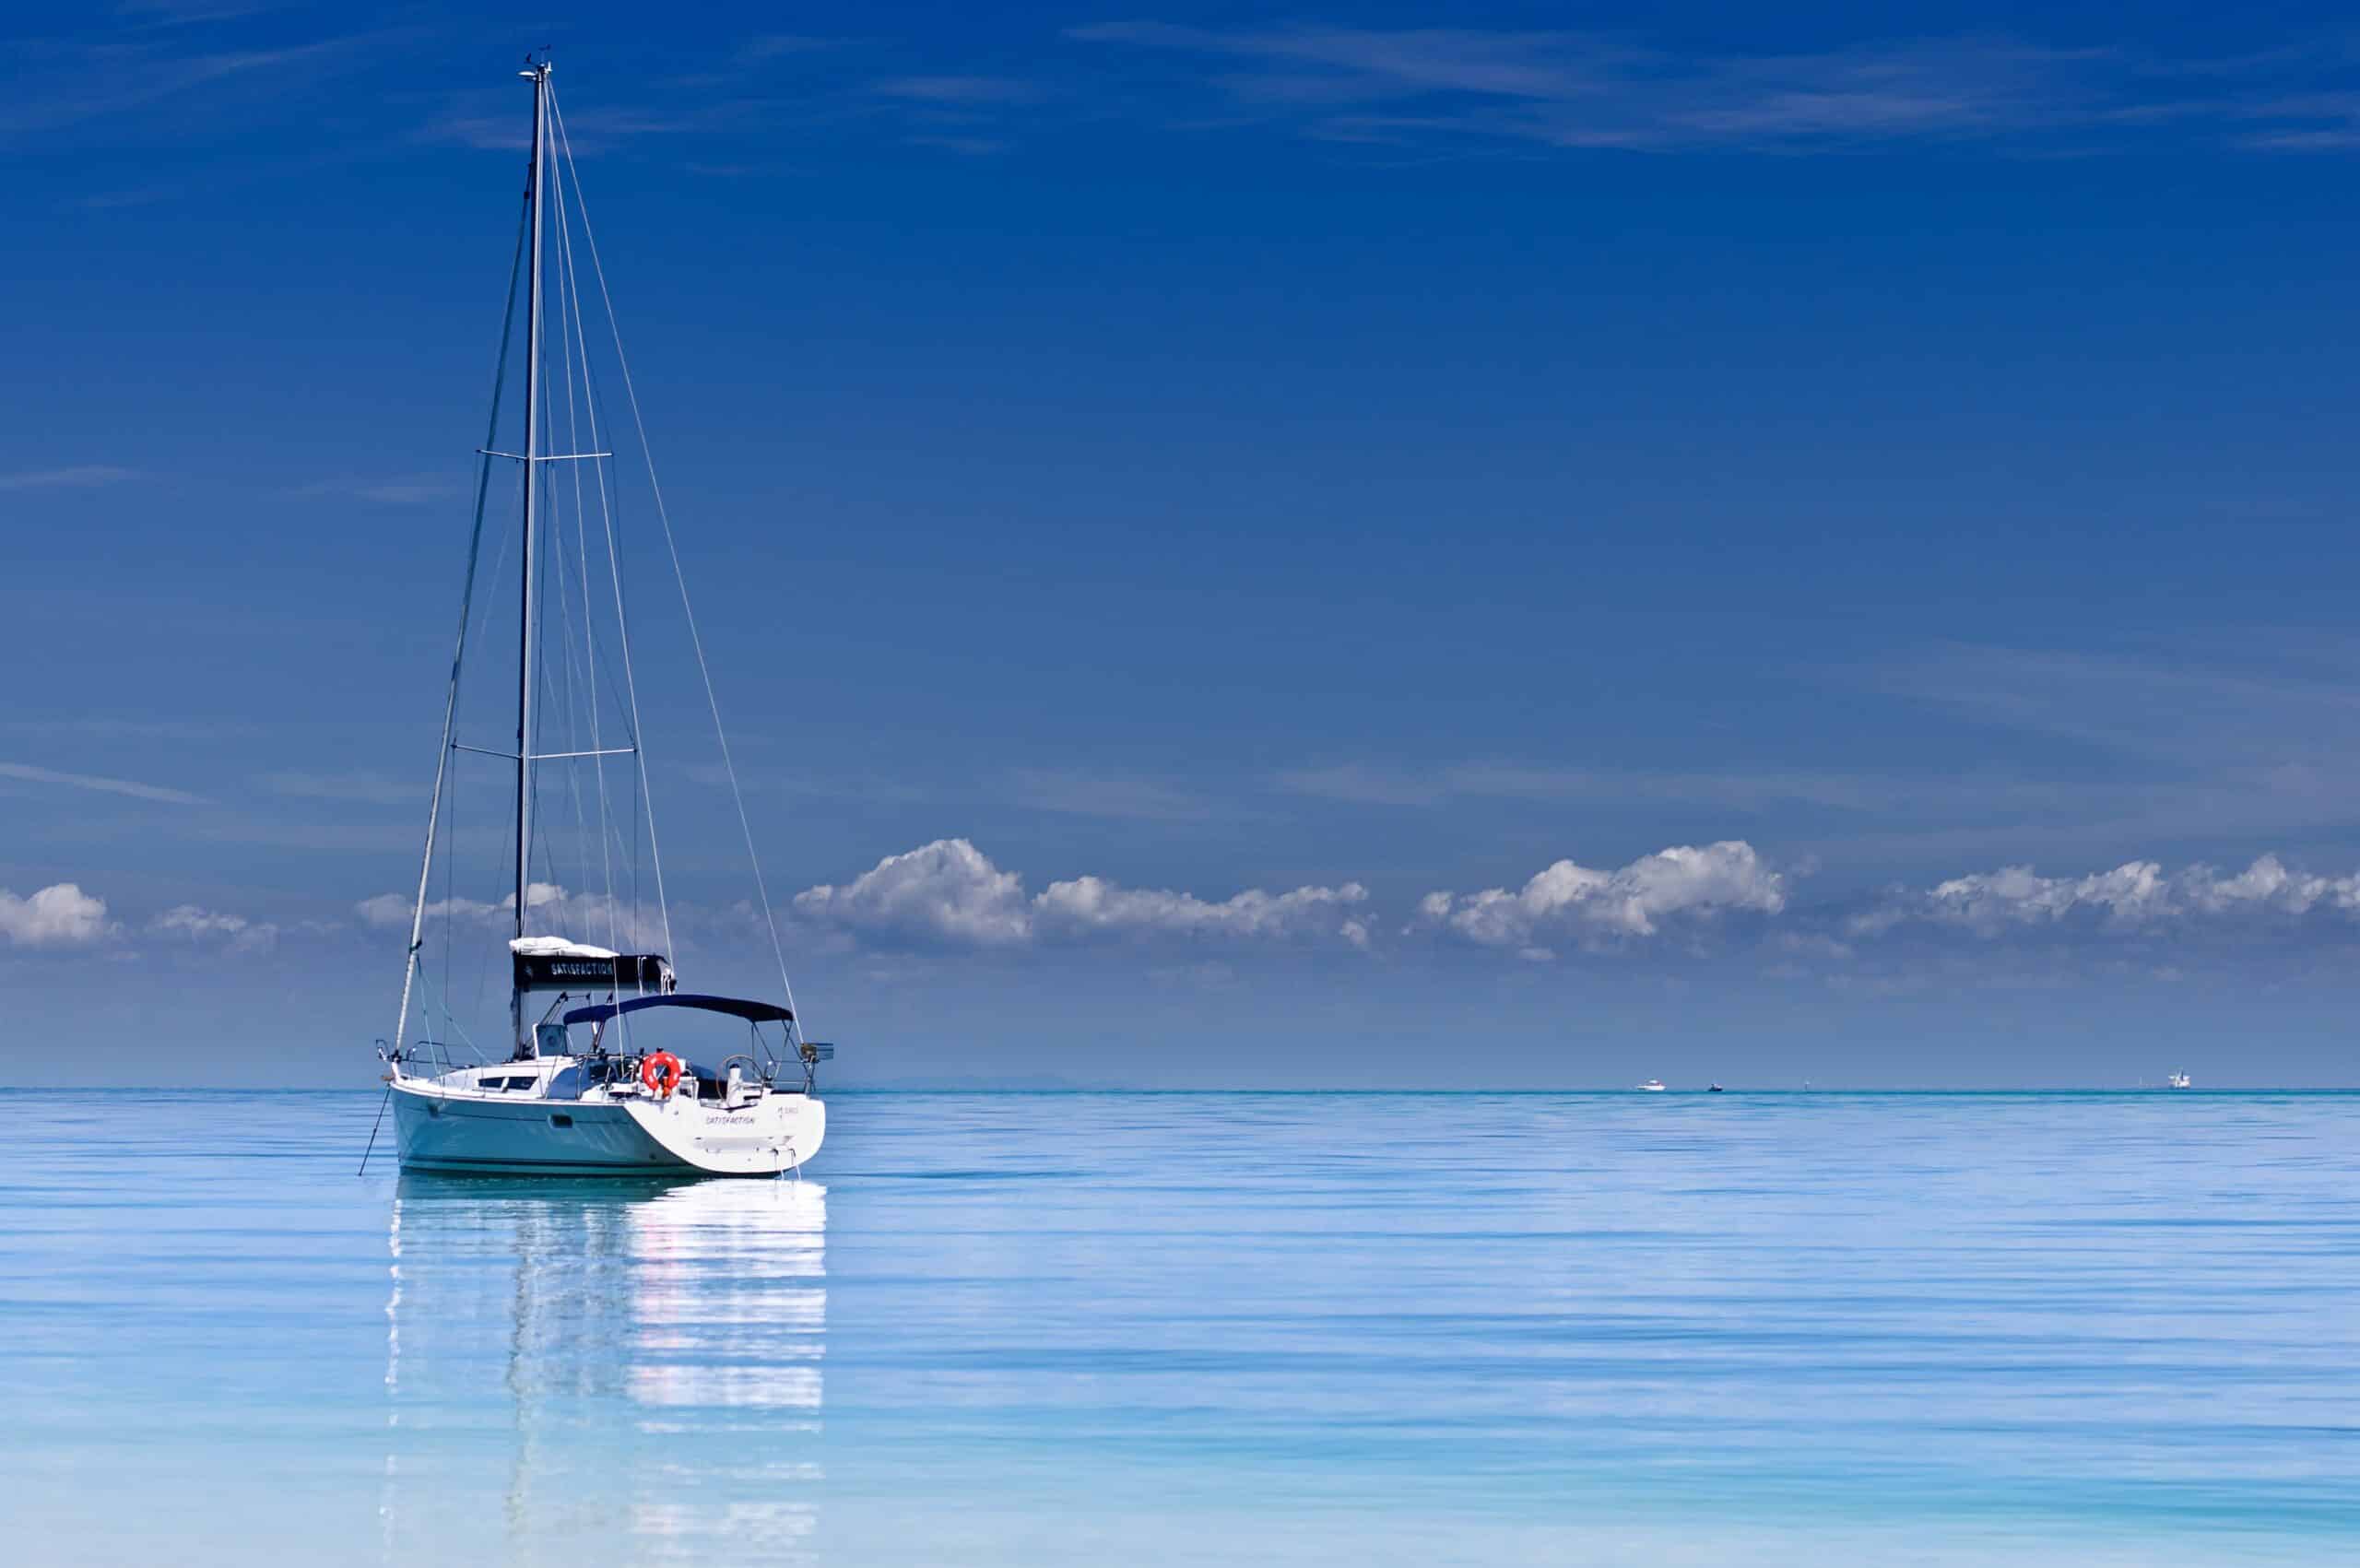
[547, 88, 675, 971]
[549, 84, 804, 1035]
[555, 204, 662, 954]
[390, 192, 530, 1061]
[537, 345, 594, 908]
[549, 159, 626, 961]
[445, 466, 523, 1039]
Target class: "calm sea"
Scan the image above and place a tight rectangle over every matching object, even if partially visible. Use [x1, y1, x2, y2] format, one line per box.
[2, 1090, 2354, 1564]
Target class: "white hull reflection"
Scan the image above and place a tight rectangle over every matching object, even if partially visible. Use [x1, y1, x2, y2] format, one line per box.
[384, 1174, 827, 1566]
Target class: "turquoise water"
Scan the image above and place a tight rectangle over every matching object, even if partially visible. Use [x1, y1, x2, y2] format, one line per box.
[2, 1090, 2355, 1564]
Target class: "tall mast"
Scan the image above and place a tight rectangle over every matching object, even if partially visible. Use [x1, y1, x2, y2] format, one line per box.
[513, 58, 549, 1046]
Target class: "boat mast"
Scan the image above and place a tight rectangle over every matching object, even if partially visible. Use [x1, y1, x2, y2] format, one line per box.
[513, 57, 549, 1050]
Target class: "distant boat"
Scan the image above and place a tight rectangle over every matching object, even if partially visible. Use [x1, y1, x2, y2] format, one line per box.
[1708, 1083, 1725, 1093]
[2166, 1071, 2192, 1091]
[1637, 1079, 1667, 1092]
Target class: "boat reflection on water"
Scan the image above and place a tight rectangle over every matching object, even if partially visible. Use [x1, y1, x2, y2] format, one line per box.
[382, 1174, 827, 1566]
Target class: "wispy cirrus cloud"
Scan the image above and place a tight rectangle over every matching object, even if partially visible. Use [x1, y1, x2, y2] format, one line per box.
[734, 35, 843, 66]
[0, 465, 136, 491]
[0, 760, 207, 806]
[693, 762, 1215, 822]
[1811, 638, 2360, 857]
[0, 29, 379, 143]
[1001, 768, 1211, 821]
[873, 75, 1037, 104]
[1280, 760, 1978, 814]
[1289, 633, 2360, 871]
[262, 770, 420, 807]
[290, 475, 461, 506]
[1069, 23, 2360, 156]
[417, 102, 731, 154]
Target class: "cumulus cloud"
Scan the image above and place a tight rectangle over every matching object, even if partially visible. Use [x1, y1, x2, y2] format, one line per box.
[1858, 854, 2360, 936]
[792, 839, 1031, 947]
[1418, 841, 1786, 951]
[153, 904, 278, 952]
[793, 838, 1372, 949]
[1037, 876, 1371, 944]
[356, 881, 666, 949]
[0, 882, 114, 948]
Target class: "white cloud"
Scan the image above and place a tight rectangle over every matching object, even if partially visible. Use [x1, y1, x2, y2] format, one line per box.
[290, 476, 461, 506]
[0, 465, 135, 491]
[1035, 875, 1370, 943]
[263, 770, 420, 806]
[872, 75, 1036, 104]
[1001, 768, 1210, 821]
[2179, 855, 2360, 916]
[1418, 841, 1786, 950]
[1068, 25, 2360, 158]
[793, 838, 1372, 949]
[153, 903, 278, 952]
[1858, 854, 2360, 936]
[0, 883, 114, 947]
[355, 892, 416, 929]
[0, 760, 208, 805]
[793, 839, 1031, 946]
[356, 880, 665, 949]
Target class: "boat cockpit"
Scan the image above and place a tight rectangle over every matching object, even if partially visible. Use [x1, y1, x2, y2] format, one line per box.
[385, 992, 833, 1105]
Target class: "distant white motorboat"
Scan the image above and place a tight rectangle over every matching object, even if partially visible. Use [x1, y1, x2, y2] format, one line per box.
[2165, 1071, 2192, 1091]
[1637, 1079, 1668, 1092]
[365, 58, 833, 1178]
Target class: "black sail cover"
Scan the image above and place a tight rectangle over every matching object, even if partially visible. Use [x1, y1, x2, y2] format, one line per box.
[513, 947, 677, 994]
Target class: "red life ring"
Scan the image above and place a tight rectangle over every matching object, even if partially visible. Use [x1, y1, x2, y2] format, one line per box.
[641, 1050, 683, 1099]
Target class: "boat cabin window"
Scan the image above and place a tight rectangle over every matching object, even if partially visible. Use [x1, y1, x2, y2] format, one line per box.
[503, 1076, 538, 1091]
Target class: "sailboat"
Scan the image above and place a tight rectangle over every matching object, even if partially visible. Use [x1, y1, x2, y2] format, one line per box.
[369, 58, 832, 1176]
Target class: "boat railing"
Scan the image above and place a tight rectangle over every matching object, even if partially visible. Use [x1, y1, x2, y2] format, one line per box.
[385, 1038, 494, 1079]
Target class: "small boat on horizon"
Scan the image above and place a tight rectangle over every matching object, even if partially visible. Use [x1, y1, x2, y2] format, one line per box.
[2166, 1071, 2192, 1090]
[1637, 1079, 1668, 1092]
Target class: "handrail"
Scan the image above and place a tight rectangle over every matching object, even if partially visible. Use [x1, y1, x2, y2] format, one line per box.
[390, 1038, 495, 1079]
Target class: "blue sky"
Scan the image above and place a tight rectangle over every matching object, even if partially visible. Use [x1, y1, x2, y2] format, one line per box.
[8, 3, 2360, 1086]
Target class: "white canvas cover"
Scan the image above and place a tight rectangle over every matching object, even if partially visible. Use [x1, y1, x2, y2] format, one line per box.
[510, 936, 620, 960]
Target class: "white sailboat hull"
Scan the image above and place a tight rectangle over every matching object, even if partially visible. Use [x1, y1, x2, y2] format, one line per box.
[392, 1079, 825, 1177]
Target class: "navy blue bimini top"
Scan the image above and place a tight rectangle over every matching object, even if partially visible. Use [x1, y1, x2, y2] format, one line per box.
[560, 993, 793, 1028]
